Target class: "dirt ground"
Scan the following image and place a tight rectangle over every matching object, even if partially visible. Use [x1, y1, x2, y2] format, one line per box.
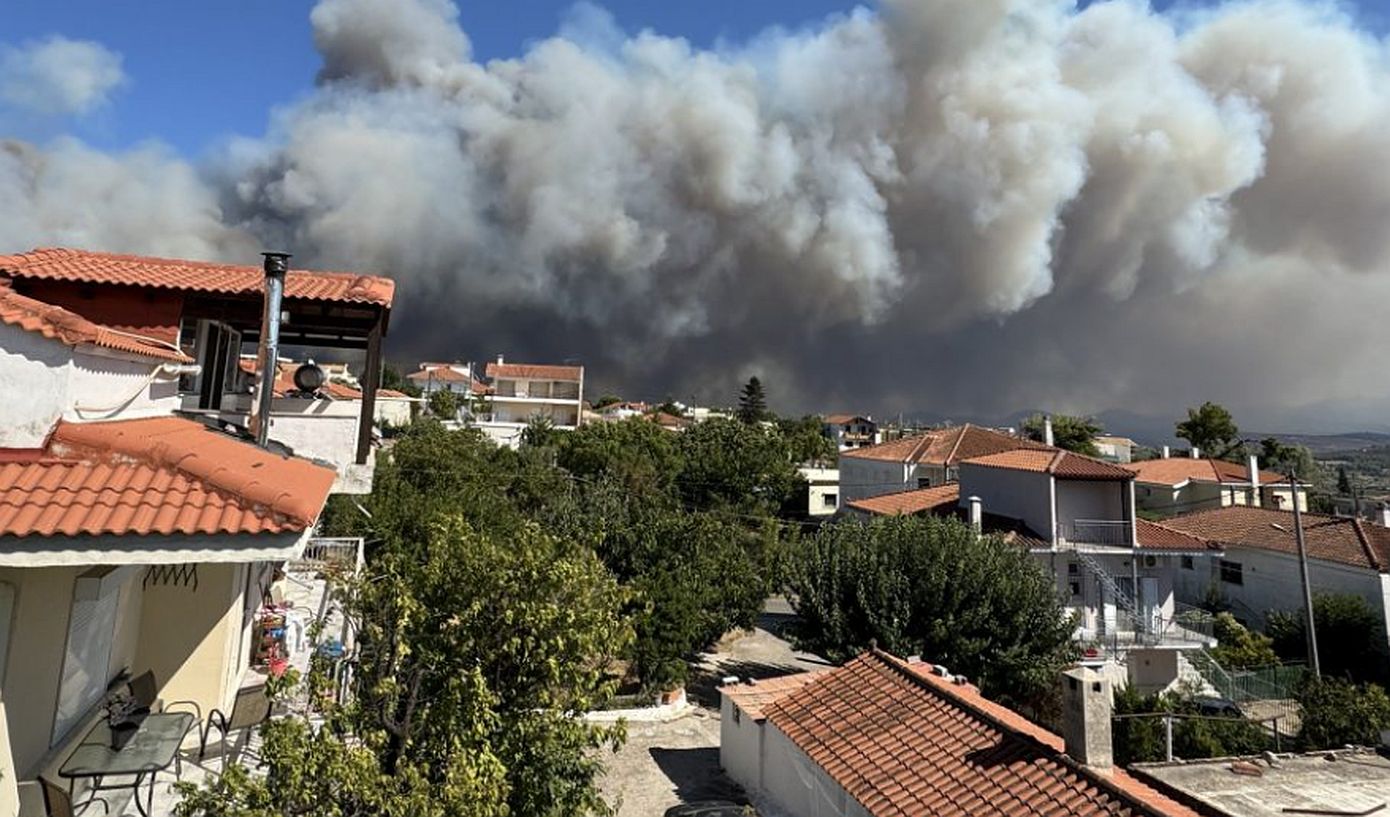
[598, 598, 830, 817]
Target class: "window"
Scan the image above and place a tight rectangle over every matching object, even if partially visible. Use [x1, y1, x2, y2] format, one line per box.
[1220, 560, 1244, 586]
[1069, 581, 1082, 598]
[917, 477, 933, 489]
[822, 493, 838, 508]
[53, 572, 123, 744]
[186, 320, 242, 410]
[1181, 556, 1194, 570]
[1067, 562, 1079, 576]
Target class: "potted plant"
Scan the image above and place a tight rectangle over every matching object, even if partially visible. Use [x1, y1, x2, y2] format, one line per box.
[103, 691, 141, 750]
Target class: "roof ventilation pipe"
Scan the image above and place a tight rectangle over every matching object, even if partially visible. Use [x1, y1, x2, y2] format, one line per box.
[968, 496, 983, 532]
[250, 252, 290, 448]
[1043, 415, 1055, 447]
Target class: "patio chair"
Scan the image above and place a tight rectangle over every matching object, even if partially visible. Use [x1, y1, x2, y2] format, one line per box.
[199, 683, 272, 770]
[40, 777, 107, 817]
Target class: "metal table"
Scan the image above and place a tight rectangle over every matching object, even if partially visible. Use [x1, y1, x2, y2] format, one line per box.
[59, 711, 195, 817]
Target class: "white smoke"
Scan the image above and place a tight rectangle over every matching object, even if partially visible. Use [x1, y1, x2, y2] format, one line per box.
[0, 36, 126, 116]
[3, 0, 1390, 431]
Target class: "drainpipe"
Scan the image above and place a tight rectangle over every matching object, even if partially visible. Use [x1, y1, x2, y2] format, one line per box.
[250, 252, 290, 448]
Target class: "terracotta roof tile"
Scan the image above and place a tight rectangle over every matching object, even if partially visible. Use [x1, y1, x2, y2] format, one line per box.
[841, 424, 1045, 466]
[485, 361, 583, 381]
[719, 671, 829, 720]
[0, 247, 395, 307]
[408, 366, 472, 383]
[824, 414, 873, 425]
[0, 417, 335, 538]
[964, 449, 1135, 480]
[0, 284, 190, 362]
[763, 650, 1201, 817]
[1135, 519, 1219, 552]
[1125, 458, 1291, 487]
[846, 484, 961, 516]
[1160, 506, 1390, 571]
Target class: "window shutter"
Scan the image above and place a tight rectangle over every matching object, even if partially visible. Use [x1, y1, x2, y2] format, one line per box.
[53, 588, 120, 744]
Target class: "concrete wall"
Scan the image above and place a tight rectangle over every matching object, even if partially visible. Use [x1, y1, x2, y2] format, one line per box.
[1043, 551, 1177, 637]
[761, 721, 865, 817]
[490, 399, 580, 427]
[800, 467, 840, 516]
[1137, 482, 1308, 517]
[958, 465, 1054, 541]
[838, 457, 912, 503]
[66, 348, 180, 422]
[375, 396, 415, 427]
[719, 696, 764, 794]
[1057, 481, 1129, 528]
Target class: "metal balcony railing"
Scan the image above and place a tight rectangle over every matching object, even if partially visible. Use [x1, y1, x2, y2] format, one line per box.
[1057, 519, 1133, 547]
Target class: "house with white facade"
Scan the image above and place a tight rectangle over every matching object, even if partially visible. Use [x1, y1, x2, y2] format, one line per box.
[474, 356, 584, 448]
[798, 467, 840, 517]
[1095, 435, 1137, 463]
[406, 362, 483, 400]
[837, 423, 1049, 505]
[1125, 453, 1306, 517]
[822, 414, 880, 451]
[0, 248, 375, 815]
[1161, 505, 1390, 638]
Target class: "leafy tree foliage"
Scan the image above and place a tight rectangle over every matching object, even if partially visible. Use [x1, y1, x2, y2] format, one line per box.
[592, 394, 621, 409]
[380, 363, 423, 398]
[1112, 685, 1269, 764]
[784, 515, 1077, 708]
[1268, 594, 1389, 683]
[1297, 677, 1390, 749]
[1338, 465, 1355, 496]
[427, 387, 460, 420]
[557, 418, 685, 502]
[1175, 402, 1240, 459]
[778, 415, 837, 465]
[737, 376, 769, 424]
[1258, 437, 1320, 482]
[676, 417, 803, 515]
[1021, 414, 1101, 456]
[1209, 613, 1279, 669]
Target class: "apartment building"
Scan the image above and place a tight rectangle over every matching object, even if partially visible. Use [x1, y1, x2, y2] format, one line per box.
[475, 356, 583, 448]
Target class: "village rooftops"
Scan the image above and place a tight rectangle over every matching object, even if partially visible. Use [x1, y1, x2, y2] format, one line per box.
[1159, 505, 1390, 571]
[824, 413, 873, 425]
[745, 649, 1201, 817]
[0, 416, 336, 564]
[840, 423, 1049, 465]
[963, 448, 1137, 480]
[1125, 458, 1293, 488]
[844, 483, 962, 516]
[0, 283, 190, 363]
[1131, 749, 1390, 817]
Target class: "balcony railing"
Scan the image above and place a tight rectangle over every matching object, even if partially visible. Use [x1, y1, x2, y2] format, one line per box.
[1057, 519, 1133, 547]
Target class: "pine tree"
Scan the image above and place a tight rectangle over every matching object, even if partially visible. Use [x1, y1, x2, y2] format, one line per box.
[737, 377, 768, 424]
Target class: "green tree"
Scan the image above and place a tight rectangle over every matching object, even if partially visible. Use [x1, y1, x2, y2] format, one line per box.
[1258, 437, 1319, 481]
[1021, 414, 1102, 456]
[677, 417, 802, 515]
[1112, 685, 1270, 764]
[520, 414, 560, 448]
[557, 418, 685, 502]
[784, 515, 1077, 708]
[427, 388, 460, 420]
[592, 394, 621, 409]
[1175, 402, 1240, 459]
[1338, 465, 1355, 496]
[380, 363, 423, 398]
[778, 415, 837, 466]
[1297, 677, 1390, 749]
[737, 377, 769, 424]
[1268, 594, 1389, 683]
[1209, 613, 1279, 669]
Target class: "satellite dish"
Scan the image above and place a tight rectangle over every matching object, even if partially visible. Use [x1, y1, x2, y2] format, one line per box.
[293, 362, 325, 393]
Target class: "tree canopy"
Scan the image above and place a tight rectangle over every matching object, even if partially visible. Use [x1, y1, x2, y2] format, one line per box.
[1021, 413, 1101, 456]
[427, 387, 460, 420]
[737, 376, 769, 424]
[1175, 402, 1240, 459]
[1258, 437, 1319, 481]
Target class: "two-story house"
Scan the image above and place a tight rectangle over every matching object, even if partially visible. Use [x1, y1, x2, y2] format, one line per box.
[1126, 452, 1307, 516]
[0, 253, 372, 814]
[822, 414, 880, 451]
[406, 362, 485, 401]
[475, 356, 583, 448]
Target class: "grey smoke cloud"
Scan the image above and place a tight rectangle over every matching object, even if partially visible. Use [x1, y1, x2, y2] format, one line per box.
[3, 0, 1390, 433]
[0, 36, 126, 116]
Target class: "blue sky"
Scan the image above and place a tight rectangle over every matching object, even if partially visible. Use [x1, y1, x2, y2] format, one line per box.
[4, 0, 1389, 156]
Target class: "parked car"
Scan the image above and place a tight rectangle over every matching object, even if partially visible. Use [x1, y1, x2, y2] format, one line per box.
[1193, 696, 1243, 718]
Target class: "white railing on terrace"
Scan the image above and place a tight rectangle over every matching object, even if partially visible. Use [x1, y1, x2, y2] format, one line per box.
[1057, 519, 1133, 547]
[291, 537, 365, 575]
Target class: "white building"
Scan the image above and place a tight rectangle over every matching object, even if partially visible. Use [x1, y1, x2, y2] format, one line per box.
[474, 356, 584, 448]
[1126, 452, 1307, 517]
[406, 362, 483, 398]
[837, 423, 1047, 504]
[799, 467, 840, 517]
[1094, 435, 1136, 463]
[822, 414, 880, 451]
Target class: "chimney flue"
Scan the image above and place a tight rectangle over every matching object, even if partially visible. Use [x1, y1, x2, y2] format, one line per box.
[1248, 454, 1262, 508]
[1190, 446, 1201, 459]
[1062, 667, 1113, 772]
[1161, 445, 1170, 459]
[1379, 503, 1390, 529]
[968, 496, 983, 532]
[250, 252, 291, 448]
[1043, 415, 1055, 447]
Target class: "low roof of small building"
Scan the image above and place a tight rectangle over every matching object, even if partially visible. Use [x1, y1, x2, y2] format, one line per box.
[759, 649, 1201, 817]
[0, 247, 395, 307]
[1125, 458, 1291, 488]
[719, 671, 829, 721]
[824, 413, 873, 425]
[485, 361, 583, 381]
[0, 283, 190, 362]
[840, 424, 1048, 466]
[0, 417, 335, 539]
[963, 448, 1136, 480]
[1132, 749, 1390, 817]
[844, 484, 962, 516]
[1160, 505, 1390, 571]
[1134, 519, 1220, 552]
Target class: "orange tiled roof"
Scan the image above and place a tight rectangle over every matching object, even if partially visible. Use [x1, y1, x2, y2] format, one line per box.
[1125, 458, 1291, 487]
[0, 417, 335, 538]
[763, 650, 1201, 817]
[0, 284, 190, 362]
[378, 388, 409, 398]
[964, 449, 1135, 480]
[720, 671, 829, 721]
[407, 366, 472, 383]
[824, 413, 872, 426]
[0, 248, 395, 307]
[485, 361, 583, 381]
[841, 424, 1046, 466]
[1160, 506, 1390, 571]
[1135, 519, 1219, 552]
[845, 484, 961, 516]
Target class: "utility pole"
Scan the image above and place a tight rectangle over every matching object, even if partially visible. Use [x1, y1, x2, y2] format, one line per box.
[1289, 470, 1322, 679]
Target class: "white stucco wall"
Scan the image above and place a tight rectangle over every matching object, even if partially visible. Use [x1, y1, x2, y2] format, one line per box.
[375, 396, 414, 427]
[754, 721, 873, 817]
[800, 467, 840, 516]
[838, 457, 914, 503]
[957, 465, 1054, 540]
[719, 696, 764, 794]
[66, 349, 181, 423]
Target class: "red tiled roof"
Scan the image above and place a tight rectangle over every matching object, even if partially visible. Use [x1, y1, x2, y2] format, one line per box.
[1160, 506, 1390, 571]
[1136, 519, 1219, 552]
[485, 361, 583, 381]
[845, 484, 961, 516]
[824, 413, 872, 426]
[0, 248, 395, 307]
[964, 449, 1135, 480]
[0, 417, 335, 538]
[378, 389, 409, 398]
[407, 366, 472, 383]
[0, 284, 190, 362]
[763, 650, 1201, 817]
[841, 424, 1047, 466]
[720, 671, 829, 721]
[1125, 458, 1291, 487]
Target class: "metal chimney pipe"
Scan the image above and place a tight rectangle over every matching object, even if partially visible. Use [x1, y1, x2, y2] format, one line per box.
[251, 252, 290, 448]
[1161, 445, 1170, 459]
[968, 496, 983, 532]
[1248, 454, 1262, 508]
[1043, 415, 1055, 447]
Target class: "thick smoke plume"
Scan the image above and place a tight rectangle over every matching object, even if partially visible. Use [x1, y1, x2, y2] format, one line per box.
[3, 0, 1390, 432]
